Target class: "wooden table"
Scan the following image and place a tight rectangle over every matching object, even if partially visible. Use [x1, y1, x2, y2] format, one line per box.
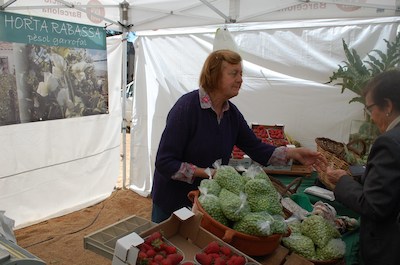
[264, 165, 313, 177]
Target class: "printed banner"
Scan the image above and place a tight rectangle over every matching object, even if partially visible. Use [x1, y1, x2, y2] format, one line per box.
[0, 11, 108, 126]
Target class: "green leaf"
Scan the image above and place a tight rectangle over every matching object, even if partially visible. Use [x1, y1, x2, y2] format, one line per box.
[327, 32, 400, 105]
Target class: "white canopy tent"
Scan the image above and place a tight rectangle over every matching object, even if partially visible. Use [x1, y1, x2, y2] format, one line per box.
[129, 17, 400, 196]
[2, 0, 399, 30]
[0, 0, 399, 228]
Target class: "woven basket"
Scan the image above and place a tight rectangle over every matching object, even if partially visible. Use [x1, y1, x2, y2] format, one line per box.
[269, 176, 302, 197]
[315, 137, 366, 190]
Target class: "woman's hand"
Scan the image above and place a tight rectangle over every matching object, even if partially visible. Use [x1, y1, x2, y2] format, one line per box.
[324, 167, 348, 186]
[287, 147, 328, 171]
[195, 167, 216, 179]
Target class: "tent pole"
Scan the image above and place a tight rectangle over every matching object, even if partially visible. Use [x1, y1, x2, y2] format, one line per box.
[120, 1, 129, 189]
[0, 0, 17, 10]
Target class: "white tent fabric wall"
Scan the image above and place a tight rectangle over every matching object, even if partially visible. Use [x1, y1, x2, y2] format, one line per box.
[129, 17, 400, 197]
[0, 36, 123, 229]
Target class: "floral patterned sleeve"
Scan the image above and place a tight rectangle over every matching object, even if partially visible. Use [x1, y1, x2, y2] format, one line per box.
[268, 146, 290, 165]
[171, 162, 197, 184]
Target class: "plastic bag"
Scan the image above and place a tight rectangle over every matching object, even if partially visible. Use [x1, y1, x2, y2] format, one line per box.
[198, 187, 229, 226]
[233, 211, 274, 236]
[213, 165, 244, 195]
[219, 189, 250, 221]
[0, 211, 16, 243]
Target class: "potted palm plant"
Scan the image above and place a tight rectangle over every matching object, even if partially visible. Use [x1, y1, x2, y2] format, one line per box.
[326, 32, 400, 159]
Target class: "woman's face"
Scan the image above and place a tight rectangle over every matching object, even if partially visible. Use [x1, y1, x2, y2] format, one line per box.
[218, 61, 242, 99]
[365, 92, 388, 133]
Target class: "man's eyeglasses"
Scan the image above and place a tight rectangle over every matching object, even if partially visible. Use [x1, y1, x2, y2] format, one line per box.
[364, 103, 377, 116]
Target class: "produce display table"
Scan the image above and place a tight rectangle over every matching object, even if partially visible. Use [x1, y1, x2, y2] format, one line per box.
[264, 165, 313, 177]
[270, 173, 360, 265]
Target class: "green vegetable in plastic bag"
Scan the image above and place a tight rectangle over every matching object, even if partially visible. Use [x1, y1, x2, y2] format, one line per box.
[219, 188, 250, 221]
[214, 166, 243, 195]
[271, 214, 288, 234]
[233, 211, 274, 236]
[282, 234, 316, 260]
[242, 164, 272, 184]
[245, 179, 283, 215]
[286, 218, 302, 234]
[198, 188, 229, 226]
[315, 238, 346, 261]
[199, 179, 221, 196]
[300, 214, 341, 248]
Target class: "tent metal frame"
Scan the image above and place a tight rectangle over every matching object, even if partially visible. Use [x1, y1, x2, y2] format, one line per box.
[1, 0, 398, 189]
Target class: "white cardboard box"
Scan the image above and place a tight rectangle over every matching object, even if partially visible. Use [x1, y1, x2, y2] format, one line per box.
[112, 231, 144, 265]
[112, 208, 194, 265]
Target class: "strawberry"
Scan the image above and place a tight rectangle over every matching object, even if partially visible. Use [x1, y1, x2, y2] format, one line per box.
[219, 246, 232, 257]
[161, 258, 172, 265]
[146, 249, 157, 258]
[235, 256, 246, 265]
[226, 255, 246, 265]
[214, 257, 226, 265]
[154, 254, 164, 262]
[162, 244, 177, 254]
[138, 252, 148, 260]
[166, 253, 184, 265]
[210, 253, 220, 259]
[204, 241, 220, 254]
[137, 258, 150, 265]
[139, 242, 153, 252]
[158, 250, 167, 257]
[195, 253, 213, 265]
[145, 231, 163, 244]
[150, 238, 164, 250]
[137, 252, 150, 265]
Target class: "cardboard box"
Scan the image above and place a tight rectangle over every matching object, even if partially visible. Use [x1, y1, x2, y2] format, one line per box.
[112, 232, 143, 265]
[86, 208, 308, 265]
[228, 156, 252, 169]
[139, 208, 261, 265]
[229, 123, 291, 168]
[251, 123, 290, 147]
[84, 215, 156, 260]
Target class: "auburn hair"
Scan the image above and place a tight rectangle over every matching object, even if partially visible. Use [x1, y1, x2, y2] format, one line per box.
[199, 49, 242, 93]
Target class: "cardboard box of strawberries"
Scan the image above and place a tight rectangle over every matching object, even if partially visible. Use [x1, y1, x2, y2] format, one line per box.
[229, 124, 290, 167]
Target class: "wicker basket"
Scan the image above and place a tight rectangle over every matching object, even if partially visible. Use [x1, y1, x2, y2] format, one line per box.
[315, 137, 366, 190]
[269, 176, 302, 197]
